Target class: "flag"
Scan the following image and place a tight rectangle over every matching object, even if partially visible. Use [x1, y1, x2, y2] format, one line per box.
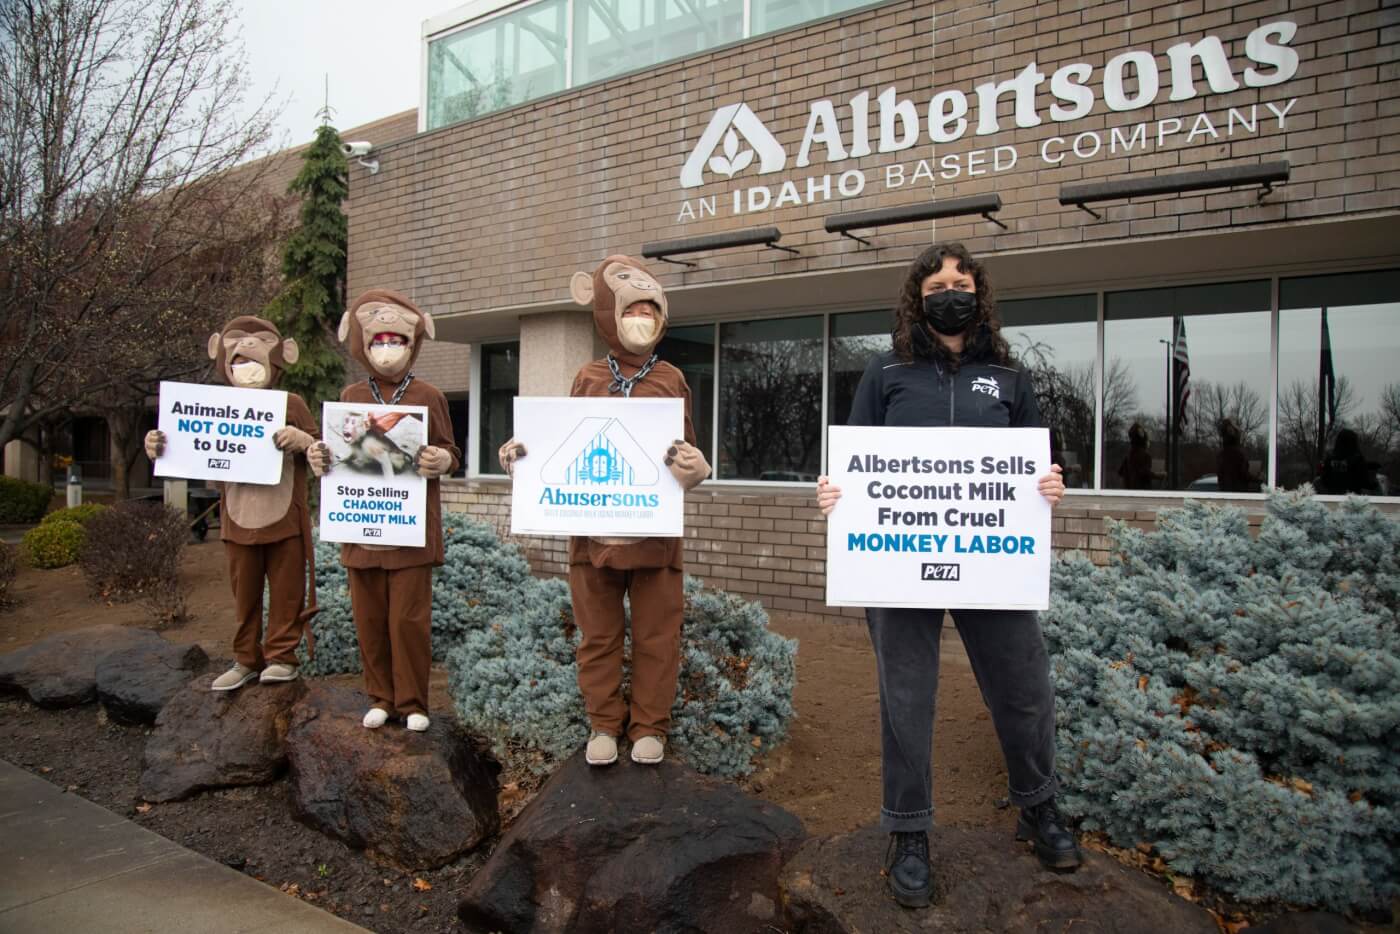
[1317, 307, 1336, 454]
[1172, 316, 1191, 434]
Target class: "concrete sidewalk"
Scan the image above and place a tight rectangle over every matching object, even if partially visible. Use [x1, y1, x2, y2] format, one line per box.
[0, 760, 369, 934]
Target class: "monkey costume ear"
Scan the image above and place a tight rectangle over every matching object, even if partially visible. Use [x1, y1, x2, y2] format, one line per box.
[420, 311, 436, 341]
[281, 338, 300, 366]
[207, 332, 222, 360]
[569, 271, 594, 306]
[337, 312, 351, 344]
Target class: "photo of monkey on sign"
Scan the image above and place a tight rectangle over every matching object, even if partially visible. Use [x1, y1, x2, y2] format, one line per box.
[325, 408, 426, 479]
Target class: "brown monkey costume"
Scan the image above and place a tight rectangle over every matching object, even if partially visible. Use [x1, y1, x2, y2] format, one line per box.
[145, 316, 319, 691]
[309, 289, 459, 731]
[500, 256, 710, 765]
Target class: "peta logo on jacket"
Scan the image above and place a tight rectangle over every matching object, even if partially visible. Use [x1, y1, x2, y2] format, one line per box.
[971, 376, 1001, 399]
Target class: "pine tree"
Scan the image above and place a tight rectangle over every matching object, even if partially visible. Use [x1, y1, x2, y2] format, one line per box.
[266, 123, 349, 412]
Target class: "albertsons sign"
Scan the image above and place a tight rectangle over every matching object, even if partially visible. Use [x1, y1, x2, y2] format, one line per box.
[676, 20, 1300, 222]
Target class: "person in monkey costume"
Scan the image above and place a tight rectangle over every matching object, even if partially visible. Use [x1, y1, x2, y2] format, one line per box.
[145, 316, 320, 690]
[307, 289, 459, 733]
[499, 256, 710, 766]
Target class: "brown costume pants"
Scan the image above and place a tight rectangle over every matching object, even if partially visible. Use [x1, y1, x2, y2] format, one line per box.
[226, 537, 307, 669]
[569, 564, 684, 741]
[347, 565, 433, 717]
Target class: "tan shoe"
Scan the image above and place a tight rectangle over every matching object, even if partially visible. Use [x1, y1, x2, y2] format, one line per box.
[405, 713, 430, 732]
[630, 735, 665, 765]
[585, 732, 618, 766]
[210, 664, 259, 692]
[259, 663, 299, 683]
[362, 708, 389, 729]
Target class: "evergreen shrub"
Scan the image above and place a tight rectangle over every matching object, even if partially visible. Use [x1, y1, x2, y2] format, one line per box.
[1043, 489, 1400, 912]
[41, 503, 108, 526]
[300, 516, 798, 779]
[22, 520, 85, 568]
[0, 476, 52, 523]
[0, 542, 17, 604]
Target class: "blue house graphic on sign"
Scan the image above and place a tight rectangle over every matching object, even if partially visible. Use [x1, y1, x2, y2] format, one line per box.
[541, 417, 661, 486]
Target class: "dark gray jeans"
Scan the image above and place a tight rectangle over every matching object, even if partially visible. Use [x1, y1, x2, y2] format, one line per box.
[867, 606, 1058, 832]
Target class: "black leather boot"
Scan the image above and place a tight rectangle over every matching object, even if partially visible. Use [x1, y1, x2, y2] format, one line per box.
[884, 830, 931, 908]
[1015, 798, 1083, 870]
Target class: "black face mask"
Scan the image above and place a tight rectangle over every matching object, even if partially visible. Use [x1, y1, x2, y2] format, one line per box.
[922, 289, 978, 335]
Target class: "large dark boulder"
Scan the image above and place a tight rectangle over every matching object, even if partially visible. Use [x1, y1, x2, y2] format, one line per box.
[286, 683, 501, 870]
[458, 750, 806, 934]
[139, 675, 307, 802]
[0, 625, 166, 708]
[96, 639, 209, 725]
[781, 824, 1219, 934]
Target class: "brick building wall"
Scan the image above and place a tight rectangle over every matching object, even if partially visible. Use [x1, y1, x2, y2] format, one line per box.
[346, 0, 1399, 315]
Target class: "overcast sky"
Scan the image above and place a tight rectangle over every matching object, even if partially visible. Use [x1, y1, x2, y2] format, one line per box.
[237, 0, 444, 150]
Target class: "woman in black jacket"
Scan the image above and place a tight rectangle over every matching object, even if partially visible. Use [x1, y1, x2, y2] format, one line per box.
[816, 243, 1079, 909]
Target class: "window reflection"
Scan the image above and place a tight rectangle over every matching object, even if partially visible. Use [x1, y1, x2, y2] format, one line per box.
[752, 0, 881, 36]
[657, 324, 716, 466]
[1000, 295, 1098, 489]
[478, 342, 519, 475]
[719, 316, 822, 481]
[1278, 270, 1400, 496]
[829, 310, 892, 429]
[1104, 282, 1271, 493]
[573, 0, 743, 86]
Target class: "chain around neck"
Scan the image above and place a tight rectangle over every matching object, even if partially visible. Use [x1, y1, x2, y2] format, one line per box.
[607, 354, 658, 398]
[369, 371, 415, 406]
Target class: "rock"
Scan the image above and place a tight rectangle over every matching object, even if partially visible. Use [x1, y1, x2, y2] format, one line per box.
[139, 674, 307, 802]
[780, 824, 1219, 934]
[1244, 912, 1361, 934]
[96, 639, 209, 725]
[286, 683, 500, 870]
[457, 750, 806, 934]
[0, 625, 167, 708]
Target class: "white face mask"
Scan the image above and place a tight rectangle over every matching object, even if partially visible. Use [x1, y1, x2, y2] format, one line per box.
[369, 343, 410, 372]
[230, 360, 267, 387]
[618, 317, 658, 352]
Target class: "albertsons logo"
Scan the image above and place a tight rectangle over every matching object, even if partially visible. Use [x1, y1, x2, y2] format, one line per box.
[537, 418, 662, 508]
[680, 103, 785, 188]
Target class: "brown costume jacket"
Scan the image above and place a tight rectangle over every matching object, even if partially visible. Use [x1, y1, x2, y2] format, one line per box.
[221, 393, 318, 545]
[568, 358, 697, 571]
[338, 377, 460, 570]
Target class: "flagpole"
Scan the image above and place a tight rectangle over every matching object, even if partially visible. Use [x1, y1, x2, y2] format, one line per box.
[1159, 336, 1173, 490]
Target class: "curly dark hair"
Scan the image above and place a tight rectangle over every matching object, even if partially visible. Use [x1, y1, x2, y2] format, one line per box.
[892, 242, 1010, 369]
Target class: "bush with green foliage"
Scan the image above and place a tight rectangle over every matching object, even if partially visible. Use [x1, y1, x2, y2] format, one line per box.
[40, 503, 108, 527]
[0, 476, 52, 523]
[1043, 489, 1400, 913]
[300, 516, 798, 779]
[78, 501, 189, 623]
[22, 520, 85, 568]
[0, 542, 17, 605]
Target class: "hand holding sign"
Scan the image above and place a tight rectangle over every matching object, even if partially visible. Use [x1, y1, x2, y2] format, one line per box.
[153, 381, 288, 485]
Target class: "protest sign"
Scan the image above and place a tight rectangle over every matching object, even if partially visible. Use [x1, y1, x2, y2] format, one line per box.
[154, 381, 287, 485]
[510, 397, 684, 538]
[825, 426, 1052, 610]
[318, 402, 429, 548]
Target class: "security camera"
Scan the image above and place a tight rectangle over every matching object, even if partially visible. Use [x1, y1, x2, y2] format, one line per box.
[342, 141, 373, 157]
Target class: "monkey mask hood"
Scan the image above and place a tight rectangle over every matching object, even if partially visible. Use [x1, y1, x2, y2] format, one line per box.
[209, 315, 299, 389]
[569, 255, 668, 367]
[339, 289, 435, 381]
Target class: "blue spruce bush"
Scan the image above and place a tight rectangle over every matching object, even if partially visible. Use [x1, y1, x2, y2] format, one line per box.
[299, 516, 798, 779]
[1043, 489, 1400, 912]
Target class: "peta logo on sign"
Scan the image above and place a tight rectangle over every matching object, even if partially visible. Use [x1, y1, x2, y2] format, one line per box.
[971, 377, 1000, 399]
[541, 417, 661, 487]
[680, 103, 786, 188]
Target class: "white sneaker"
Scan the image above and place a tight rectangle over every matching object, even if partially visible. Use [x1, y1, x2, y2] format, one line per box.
[259, 663, 299, 683]
[210, 664, 259, 692]
[585, 733, 618, 766]
[630, 735, 665, 765]
[405, 713, 430, 732]
[362, 708, 389, 729]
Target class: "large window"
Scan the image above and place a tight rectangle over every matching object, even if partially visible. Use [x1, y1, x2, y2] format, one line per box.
[478, 342, 520, 475]
[657, 324, 716, 466]
[1277, 270, 1400, 495]
[1000, 295, 1098, 489]
[751, 0, 878, 36]
[1104, 282, 1271, 493]
[426, 0, 567, 130]
[828, 310, 892, 429]
[719, 316, 823, 481]
[573, 0, 743, 86]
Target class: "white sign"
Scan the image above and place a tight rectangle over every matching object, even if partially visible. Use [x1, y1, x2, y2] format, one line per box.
[154, 381, 287, 485]
[510, 397, 685, 538]
[825, 426, 1052, 611]
[318, 403, 428, 548]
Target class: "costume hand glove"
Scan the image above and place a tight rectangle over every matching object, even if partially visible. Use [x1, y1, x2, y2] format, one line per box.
[273, 426, 315, 453]
[144, 430, 166, 460]
[307, 441, 333, 478]
[665, 439, 710, 491]
[499, 439, 527, 476]
[417, 445, 453, 478]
